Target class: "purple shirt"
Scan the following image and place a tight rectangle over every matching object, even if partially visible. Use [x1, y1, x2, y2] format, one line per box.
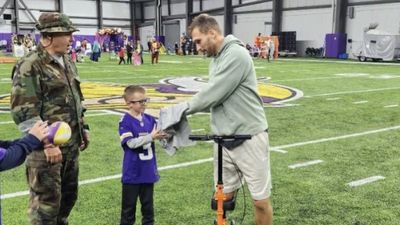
[119, 113, 159, 184]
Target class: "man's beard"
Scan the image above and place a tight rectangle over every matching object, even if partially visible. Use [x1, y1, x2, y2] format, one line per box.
[205, 47, 217, 57]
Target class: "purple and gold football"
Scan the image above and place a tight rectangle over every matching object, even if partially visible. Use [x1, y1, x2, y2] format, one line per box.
[48, 121, 71, 145]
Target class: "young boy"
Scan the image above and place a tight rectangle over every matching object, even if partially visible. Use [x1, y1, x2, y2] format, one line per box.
[119, 85, 165, 225]
[0, 120, 49, 223]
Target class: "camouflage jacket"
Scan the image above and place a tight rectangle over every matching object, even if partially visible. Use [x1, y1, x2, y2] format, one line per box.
[10, 44, 86, 146]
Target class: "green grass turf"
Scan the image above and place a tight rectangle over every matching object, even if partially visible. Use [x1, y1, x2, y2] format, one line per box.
[0, 53, 400, 224]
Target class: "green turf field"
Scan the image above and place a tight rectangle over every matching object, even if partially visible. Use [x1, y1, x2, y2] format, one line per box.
[1, 54, 400, 225]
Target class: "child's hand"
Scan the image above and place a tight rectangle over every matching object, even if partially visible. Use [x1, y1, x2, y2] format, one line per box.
[151, 126, 168, 140]
[28, 120, 49, 141]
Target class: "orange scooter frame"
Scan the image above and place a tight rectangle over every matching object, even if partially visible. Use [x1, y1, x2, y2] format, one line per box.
[189, 135, 251, 225]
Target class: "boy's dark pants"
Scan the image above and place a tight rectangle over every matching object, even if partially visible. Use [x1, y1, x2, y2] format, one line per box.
[120, 183, 154, 225]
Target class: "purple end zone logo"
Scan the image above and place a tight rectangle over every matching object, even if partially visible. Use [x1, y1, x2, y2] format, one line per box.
[0, 77, 303, 116]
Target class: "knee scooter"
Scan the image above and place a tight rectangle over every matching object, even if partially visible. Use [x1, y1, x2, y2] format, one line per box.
[189, 135, 251, 225]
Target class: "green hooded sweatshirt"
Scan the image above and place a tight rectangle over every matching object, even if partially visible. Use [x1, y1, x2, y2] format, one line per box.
[186, 35, 268, 135]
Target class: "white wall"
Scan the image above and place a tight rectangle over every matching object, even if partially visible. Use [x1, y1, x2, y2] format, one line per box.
[233, 12, 272, 45]
[144, 3, 155, 19]
[284, 0, 332, 8]
[20, 0, 57, 11]
[282, 8, 333, 47]
[103, 2, 130, 19]
[346, 3, 400, 57]
[171, 2, 186, 15]
[139, 25, 155, 48]
[64, 0, 97, 17]
[201, 0, 224, 11]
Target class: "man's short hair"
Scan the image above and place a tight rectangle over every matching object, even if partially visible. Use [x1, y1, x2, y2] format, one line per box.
[123, 85, 146, 101]
[188, 14, 221, 35]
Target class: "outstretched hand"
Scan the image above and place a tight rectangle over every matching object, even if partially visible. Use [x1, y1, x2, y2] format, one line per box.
[151, 126, 167, 140]
[28, 120, 49, 141]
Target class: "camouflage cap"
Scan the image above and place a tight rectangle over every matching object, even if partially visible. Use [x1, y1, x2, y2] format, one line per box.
[36, 12, 79, 33]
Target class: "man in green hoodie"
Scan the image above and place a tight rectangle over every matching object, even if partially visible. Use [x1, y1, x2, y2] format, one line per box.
[185, 14, 273, 225]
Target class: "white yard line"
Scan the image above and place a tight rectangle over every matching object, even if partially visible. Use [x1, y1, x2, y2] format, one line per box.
[306, 87, 400, 97]
[288, 160, 324, 169]
[384, 104, 398, 108]
[1, 158, 213, 200]
[273, 77, 343, 82]
[0, 121, 14, 125]
[353, 100, 368, 104]
[1, 124, 399, 199]
[326, 97, 341, 101]
[347, 176, 385, 187]
[269, 148, 288, 153]
[81, 76, 162, 81]
[192, 129, 205, 132]
[278, 58, 400, 66]
[275, 125, 400, 150]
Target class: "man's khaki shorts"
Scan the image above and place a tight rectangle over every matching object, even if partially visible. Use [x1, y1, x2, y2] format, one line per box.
[213, 131, 272, 200]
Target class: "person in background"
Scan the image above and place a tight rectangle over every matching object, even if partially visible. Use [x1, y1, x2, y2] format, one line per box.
[126, 41, 134, 64]
[174, 42, 179, 55]
[150, 39, 160, 64]
[91, 40, 101, 62]
[119, 46, 126, 65]
[180, 34, 187, 56]
[255, 32, 263, 49]
[135, 40, 144, 65]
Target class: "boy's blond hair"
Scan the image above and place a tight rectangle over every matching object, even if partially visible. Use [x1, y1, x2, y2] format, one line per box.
[123, 85, 145, 101]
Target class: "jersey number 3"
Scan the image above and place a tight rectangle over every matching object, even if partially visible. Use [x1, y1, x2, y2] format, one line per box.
[139, 143, 154, 160]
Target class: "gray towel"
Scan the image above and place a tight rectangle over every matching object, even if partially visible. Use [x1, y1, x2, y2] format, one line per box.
[158, 102, 195, 155]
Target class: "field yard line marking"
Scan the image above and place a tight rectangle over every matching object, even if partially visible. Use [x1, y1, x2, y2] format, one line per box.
[81, 76, 162, 81]
[326, 97, 341, 101]
[2, 125, 400, 199]
[0, 190, 29, 200]
[269, 148, 288, 153]
[86, 113, 116, 117]
[384, 104, 399, 108]
[103, 109, 125, 115]
[273, 77, 343, 82]
[353, 100, 368, 104]
[306, 87, 400, 97]
[0, 121, 14, 125]
[0, 111, 121, 126]
[1, 158, 213, 200]
[192, 129, 205, 132]
[278, 58, 400, 66]
[347, 176, 385, 187]
[288, 160, 324, 169]
[275, 125, 400, 150]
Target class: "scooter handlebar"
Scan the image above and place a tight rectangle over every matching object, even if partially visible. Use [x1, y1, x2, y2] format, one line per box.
[189, 134, 252, 141]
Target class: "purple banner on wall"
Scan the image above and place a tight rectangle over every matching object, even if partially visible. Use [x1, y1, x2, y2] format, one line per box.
[0, 33, 13, 52]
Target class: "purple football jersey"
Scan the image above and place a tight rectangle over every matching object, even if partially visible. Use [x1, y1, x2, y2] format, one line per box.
[119, 113, 159, 184]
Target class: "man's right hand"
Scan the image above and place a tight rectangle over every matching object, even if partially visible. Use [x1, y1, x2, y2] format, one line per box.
[44, 145, 62, 163]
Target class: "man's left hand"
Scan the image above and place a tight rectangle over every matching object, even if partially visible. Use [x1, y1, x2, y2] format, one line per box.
[80, 129, 90, 151]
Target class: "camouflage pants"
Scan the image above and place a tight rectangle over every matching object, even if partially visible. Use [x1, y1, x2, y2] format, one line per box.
[26, 145, 80, 225]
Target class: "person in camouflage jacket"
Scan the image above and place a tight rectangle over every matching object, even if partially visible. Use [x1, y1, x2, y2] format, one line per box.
[10, 12, 90, 225]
